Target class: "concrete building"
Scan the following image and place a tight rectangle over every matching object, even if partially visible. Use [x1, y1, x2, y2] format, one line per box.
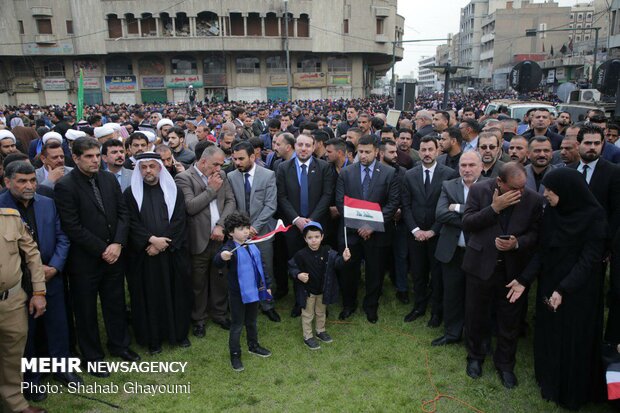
[610, 0, 620, 56]
[0, 0, 404, 105]
[417, 56, 439, 91]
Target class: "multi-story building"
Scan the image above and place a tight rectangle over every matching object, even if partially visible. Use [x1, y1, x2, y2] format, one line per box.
[417, 55, 439, 91]
[0, 0, 404, 106]
[456, 0, 489, 88]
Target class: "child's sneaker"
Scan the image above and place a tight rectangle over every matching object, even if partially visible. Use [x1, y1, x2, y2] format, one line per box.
[316, 331, 333, 343]
[230, 353, 244, 371]
[248, 344, 272, 358]
[304, 337, 321, 350]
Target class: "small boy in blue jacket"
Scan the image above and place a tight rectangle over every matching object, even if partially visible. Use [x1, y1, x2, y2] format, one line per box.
[215, 212, 272, 372]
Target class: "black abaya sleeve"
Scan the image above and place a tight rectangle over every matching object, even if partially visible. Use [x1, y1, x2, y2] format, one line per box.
[516, 250, 542, 288]
[123, 188, 152, 251]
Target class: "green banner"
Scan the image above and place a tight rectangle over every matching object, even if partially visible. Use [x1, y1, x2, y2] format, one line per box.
[76, 69, 84, 121]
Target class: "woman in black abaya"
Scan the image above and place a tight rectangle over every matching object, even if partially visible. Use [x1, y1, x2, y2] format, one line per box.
[506, 167, 607, 410]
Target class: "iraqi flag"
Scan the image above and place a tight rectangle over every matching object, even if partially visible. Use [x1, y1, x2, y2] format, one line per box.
[607, 362, 620, 399]
[343, 196, 384, 232]
[246, 219, 291, 244]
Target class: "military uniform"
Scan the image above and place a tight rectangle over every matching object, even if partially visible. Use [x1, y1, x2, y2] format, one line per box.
[0, 208, 46, 413]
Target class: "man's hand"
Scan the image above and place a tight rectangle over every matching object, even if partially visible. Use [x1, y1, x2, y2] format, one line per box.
[29, 295, 47, 319]
[549, 291, 563, 310]
[146, 245, 160, 256]
[211, 225, 225, 242]
[208, 172, 223, 191]
[506, 280, 525, 303]
[329, 206, 340, 219]
[174, 161, 186, 173]
[149, 236, 171, 251]
[495, 235, 518, 251]
[297, 272, 309, 283]
[46, 165, 65, 183]
[394, 208, 402, 222]
[249, 226, 258, 238]
[42, 265, 58, 282]
[491, 188, 521, 213]
[295, 218, 310, 232]
[220, 250, 233, 261]
[101, 243, 122, 264]
[342, 248, 351, 262]
[357, 227, 373, 241]
[414, 230, 434, 241]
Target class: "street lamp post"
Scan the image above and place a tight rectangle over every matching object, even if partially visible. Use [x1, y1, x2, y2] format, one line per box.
[284, 0, 291, 101]
[525, 27, 601, 86]
[428, 62, 472, 110]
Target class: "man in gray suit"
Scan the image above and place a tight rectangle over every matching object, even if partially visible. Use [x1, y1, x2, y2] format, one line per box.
[524, 136, 556, 196]
[432, 151, 483, 346]
[36, 140, 72, 189]
[101, 139, 132, 192]
[175, 146, 236, 338]
[228, 141, 281, 322]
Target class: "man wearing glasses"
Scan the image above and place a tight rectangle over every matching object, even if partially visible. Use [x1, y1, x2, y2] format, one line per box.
[477, 131, 504, 178]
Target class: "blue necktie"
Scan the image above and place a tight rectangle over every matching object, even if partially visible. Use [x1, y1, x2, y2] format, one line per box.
[300, 164, 309, 217]
[244, 172, 251, 213]
[362, 167, 371, 200]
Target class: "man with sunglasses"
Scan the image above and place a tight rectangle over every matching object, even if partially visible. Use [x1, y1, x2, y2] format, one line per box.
[477, 131, 504, 178]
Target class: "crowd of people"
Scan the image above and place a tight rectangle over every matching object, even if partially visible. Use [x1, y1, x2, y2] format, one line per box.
[0, 94, 619, 413]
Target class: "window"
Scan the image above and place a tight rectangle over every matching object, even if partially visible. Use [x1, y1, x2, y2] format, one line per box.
[126, 14, 138, 35]
[37, 19, 52, 34]
[298, 14, 309, 37]
[171, 56, 197, 74]
[584, 34, 590, 41]
[236, 56, 260, 74]
[106, 57, 133, 75]
[141, 13, 157, 37]
[43, 59, 65, 77]
[229, 13, 244, 36]
[107, 14, 122, 38]
[203, 53, 226, 85]
[577, 13, 583, 22]
[13, 60, 34, 77]
[343, 19, 349, 34]
[266, 55, 286, 73]
[247, 13, 261, 36]
[297, 55, 321, 72]
[18, 20, 24, 34]
[538, 23, 547, 38]
[376, 18, 384, 35]
[327, 56, 351, 73]
[570, 13, 575, 21]
[265, 12, 278, 36]
[66, 20, 73, 34]
[576, 35, 582, 41]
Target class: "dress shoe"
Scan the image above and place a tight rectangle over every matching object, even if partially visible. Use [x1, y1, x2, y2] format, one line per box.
[214, 319, 231, 330]
[148, 345, 162, 355]
[273, 289, 288, 300]
[262, 308, 281, 322]
[54, 372, 83, 386]
[427, 314, 442, 328]
[178, 338, 191, 348]
[404, 309, 425, 323]
[497, 369, 518, 389]
[290, 306, 302, 318]
[21, 406, 47, 413]
[431, 335, 461, 347]
[193, 324, 205, 338]
[396, 291, 410, 304]
[338, 307, 355, 320]
[111, 348, 141, 362]
[366, 311, 378, 324]
[466, 359, 482, 379]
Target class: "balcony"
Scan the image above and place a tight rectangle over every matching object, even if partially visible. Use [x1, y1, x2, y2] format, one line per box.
[374, 7, 391, 17]
[375, 34, 389, 43]
[480, 50, 494, 60]
[31, 7, 53, 17]
[480, 33, 495, 43]
[35, 34, 57, 44]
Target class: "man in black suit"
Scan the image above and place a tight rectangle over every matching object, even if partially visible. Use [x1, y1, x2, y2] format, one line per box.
[569, 125, 620, 343]
[402, 136, 459, 327]
[335, 134, 400, 323]
[432, 151, 484, 346]
[462, 162, 543, 389]
[522, 108, 563, 150]
[276, 134, 336, 314]
[55, 137, 140, 376]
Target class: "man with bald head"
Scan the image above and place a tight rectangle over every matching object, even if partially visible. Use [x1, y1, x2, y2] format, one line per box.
[432, 151, 484, 347]
[413, 110, 434, 150]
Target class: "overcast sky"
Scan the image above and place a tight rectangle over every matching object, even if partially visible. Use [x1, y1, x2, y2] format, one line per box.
[395, 0, 583, 77]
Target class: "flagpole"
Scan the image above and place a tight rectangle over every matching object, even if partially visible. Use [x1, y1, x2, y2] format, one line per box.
[344, 225, 348, 250]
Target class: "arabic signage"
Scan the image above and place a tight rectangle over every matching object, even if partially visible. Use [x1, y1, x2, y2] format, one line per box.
[165, 75, 203, 89]
[141, 76, 165, 89]
[105, 75, 137, 92]
[270, 74, 288, 86]
[23, 41, 74, 55]
[83, 78, 101, 90]
[42, 78, 68, 91]
[293, 72, 327, 88]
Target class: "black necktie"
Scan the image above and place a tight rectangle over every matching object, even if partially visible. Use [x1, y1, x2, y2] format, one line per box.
[362, 167, 371, 200]
[89, 177, 105, 213]
[424, 169, 431, 195]
[582, 164, 589, 178]
[300, 164, 309, 217]
[244, 172, 251, 213]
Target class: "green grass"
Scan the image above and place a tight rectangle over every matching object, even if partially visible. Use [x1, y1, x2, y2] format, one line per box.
[30, 284, 616, 413]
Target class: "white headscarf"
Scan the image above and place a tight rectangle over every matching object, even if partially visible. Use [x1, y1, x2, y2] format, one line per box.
[130, 152, 177, 222]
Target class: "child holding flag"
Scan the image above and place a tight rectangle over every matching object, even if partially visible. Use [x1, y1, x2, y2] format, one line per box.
[288, 221, 351, 350]
[215, 212, 272, 372]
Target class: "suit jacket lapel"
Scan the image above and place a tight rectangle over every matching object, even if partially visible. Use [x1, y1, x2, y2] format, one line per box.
[455, 179, 465, 204]
[367, 164, 380, 199]
[76, 173, 105, 214]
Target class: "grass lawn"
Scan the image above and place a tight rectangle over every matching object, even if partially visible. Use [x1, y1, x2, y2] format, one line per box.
[30, 284, 616, 413]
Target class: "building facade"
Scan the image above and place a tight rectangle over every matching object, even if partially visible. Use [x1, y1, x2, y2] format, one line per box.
[0, 0, 404, 106]
[417, 55, 439, 91]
